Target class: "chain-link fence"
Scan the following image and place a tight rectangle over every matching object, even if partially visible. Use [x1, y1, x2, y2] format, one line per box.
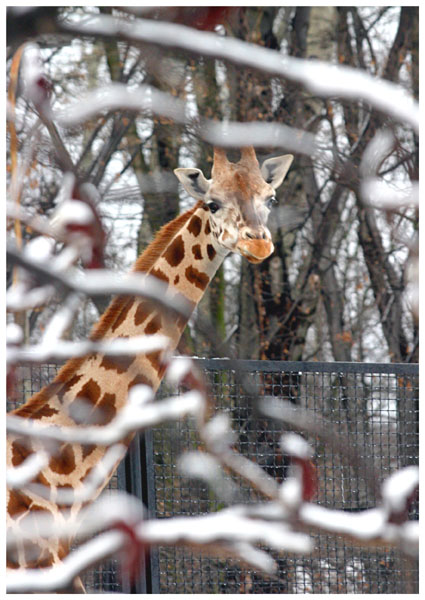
[9, 360, 418, 593]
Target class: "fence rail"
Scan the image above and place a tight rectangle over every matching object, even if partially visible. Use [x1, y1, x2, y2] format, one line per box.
[9, 360, 419, 593]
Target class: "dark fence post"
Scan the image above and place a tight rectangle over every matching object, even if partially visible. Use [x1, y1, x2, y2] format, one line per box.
[140, 430, 161, 593]
[122, 432, 160, 593]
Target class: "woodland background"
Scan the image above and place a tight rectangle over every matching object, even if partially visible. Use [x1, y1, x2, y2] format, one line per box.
[7, 6, 419, 364]
[6, 6, 419, 593]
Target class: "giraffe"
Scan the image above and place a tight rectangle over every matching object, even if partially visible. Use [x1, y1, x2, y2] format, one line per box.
[7, 146, 293, 589]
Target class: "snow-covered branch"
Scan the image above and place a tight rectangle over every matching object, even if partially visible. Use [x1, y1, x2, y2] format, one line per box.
[6, 491, 310, 593]
[7, 243, 193, 319]
[7, 446, 418, 594]
[299, 467, 418, 557]
[56, 82, 316, 155]
[7, 333, 170, 365]
[7, 386, 203, 447]
[64, 14, 419, 132]
[6, 449, 50, 489]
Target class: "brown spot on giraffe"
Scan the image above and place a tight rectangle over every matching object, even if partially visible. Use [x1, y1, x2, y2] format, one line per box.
[174, 293, 196, 330]
[205, 220, 211, 235]
[207, 244, 216, 261]
[19, 540, 43, 568]
[192, 244, 203, 260]
[163, 234, 185, 267]
[28, 402, 58, 420]
[82, 445, 96, 460]
[185, 265, 210, 290]
[34, 470, 50, 488]
[174, 274, 180, 285]
[146, 350, 165, 378]
[11, 439, 33, 467]
[134, 300, 151, 326]
[188, 214, 202, 237]
[144, 314, 162, 335]
[24, 544, 55, 569]
[67, 378, 104, 424]
[8, 489, 33, 518]
[49, 444, 76, 475]
[81, 465, 93, 481]
[99, 355, 136, 375]
[76, 379, 101, 406]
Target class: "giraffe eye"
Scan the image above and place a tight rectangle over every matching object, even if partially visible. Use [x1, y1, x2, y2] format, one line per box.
[207, 201, 220, 214]
[267, 196, 278, 209]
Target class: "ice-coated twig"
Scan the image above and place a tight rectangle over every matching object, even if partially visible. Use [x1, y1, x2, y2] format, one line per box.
[6, 387, 203, 447]
[64, 14, 419, 132]
[139, 504, 311, 554]
[23, 444, 129, 505]
[6, 496, 311, 593]
[6, 202, 60, 240]
[6, 450, 50, 488]
[36, 293, 82, 350]
[7, 333, 170, 365]
[7, 243, 194, 319]
[198, 412, 280, 500]
[381, 465, 419, 521]
[56, 83, 186, 127]
[55, 82, 316, 154]
[259, 396, 380, 498]
[7, 529, 125, 593]
[200, 120, 316, 155]
[7, 491, 145, 549]
[299, 501, 418, 557]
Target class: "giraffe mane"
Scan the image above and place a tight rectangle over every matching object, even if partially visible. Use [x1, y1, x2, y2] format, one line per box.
[12, 201, 203, 419]
[132, 201, 203, 274]
[92, 200, 203, 339]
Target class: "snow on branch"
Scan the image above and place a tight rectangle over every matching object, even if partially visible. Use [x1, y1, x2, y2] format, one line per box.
[6, 491, 311, 593]
[359, 129, 419, 320]
[64, 14, 419, 132]
[7, 333, 170, 365]
[6, 449, 50, 489]
[7, 242, 193, 319]
[7, 386, 203, 447]
[55, 82, 316, 155]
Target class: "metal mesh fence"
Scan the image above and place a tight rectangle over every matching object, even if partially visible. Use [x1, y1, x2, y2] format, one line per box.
[8, 360, 418, 593]
[152, 359, 419, 594]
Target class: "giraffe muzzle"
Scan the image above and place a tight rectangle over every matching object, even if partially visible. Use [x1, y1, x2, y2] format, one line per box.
[237, 239, 274, 263]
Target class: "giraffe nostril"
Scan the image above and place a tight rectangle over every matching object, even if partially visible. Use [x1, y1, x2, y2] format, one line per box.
[244, 230, 267, 240]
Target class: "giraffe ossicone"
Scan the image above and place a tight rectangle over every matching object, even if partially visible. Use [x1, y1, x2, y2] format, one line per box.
[7, 146, 293, 586]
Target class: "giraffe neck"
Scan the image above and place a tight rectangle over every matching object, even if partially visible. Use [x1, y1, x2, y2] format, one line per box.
[16, 200, 225, 418]
[7, 201, 227, 569]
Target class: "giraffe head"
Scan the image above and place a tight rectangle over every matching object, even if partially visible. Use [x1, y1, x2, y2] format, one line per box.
[174, 147, 293, 263]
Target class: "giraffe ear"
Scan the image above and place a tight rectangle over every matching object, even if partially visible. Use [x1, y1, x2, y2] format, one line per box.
[174, 168, 210, 200]
[261, 155, 294, 189]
